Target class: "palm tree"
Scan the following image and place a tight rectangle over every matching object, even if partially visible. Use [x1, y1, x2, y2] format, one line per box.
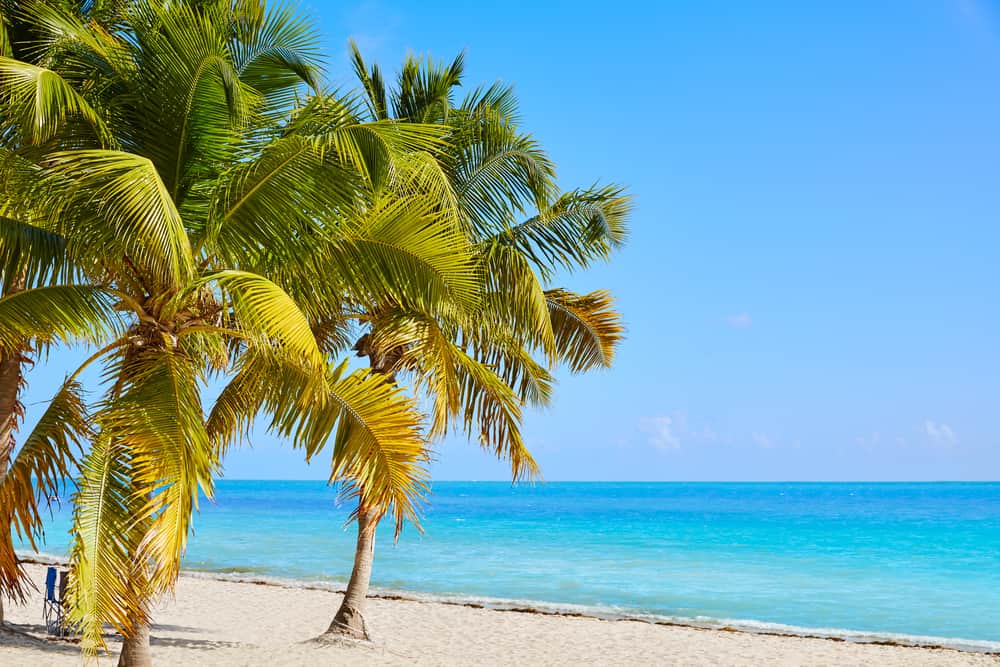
[312, 46, 632, 641]
[0, 0, 131, 623]
[0, 2, 467, 663]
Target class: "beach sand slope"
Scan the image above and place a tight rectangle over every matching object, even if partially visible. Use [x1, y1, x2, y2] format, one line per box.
[2, 563, 997, 666]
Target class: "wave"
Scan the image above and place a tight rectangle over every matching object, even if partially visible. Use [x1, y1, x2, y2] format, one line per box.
[19, 551, 999, 654]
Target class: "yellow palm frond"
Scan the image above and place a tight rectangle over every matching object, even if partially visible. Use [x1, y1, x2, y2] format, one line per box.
[546, 288, 625, 372]
[66, 433, 145, 655]
[0, 377, 88, 602]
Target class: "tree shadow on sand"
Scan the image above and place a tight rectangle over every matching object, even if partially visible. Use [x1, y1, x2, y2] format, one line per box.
[0, 624, 82, 655]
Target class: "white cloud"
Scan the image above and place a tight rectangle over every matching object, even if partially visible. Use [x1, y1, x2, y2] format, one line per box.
[856, 431, 881, 449]
[727, 313, 752, 329]
[752, 432, 775, 449]
[924, 420, 958, 446]
[642, 416, 681, 450]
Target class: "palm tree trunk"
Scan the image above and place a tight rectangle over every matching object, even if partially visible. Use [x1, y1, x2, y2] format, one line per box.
[321, 508, 378, 640]
[318, 336, 400, 642]
[117, 618, 152, 667]
[0, 346, 24, 627]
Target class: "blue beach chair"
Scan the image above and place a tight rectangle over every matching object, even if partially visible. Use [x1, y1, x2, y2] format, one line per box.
[43, 566, 69, 636]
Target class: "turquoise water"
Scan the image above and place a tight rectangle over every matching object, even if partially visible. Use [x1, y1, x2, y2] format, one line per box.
[25, 482, 1000, 648]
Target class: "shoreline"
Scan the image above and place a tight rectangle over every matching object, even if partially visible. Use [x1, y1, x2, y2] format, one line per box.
[20, 552, 1000, 657]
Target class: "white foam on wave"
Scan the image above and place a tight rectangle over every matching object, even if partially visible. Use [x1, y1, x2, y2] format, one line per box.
[18, 551, 999, 654]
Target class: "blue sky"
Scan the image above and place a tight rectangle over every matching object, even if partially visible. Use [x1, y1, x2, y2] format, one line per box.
[19, 0, 1000, 480]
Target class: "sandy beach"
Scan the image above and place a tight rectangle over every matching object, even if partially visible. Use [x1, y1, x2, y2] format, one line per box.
[0, 563, 995, 666]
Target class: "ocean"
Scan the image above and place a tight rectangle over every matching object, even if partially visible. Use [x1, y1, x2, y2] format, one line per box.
[23, 481, 1000, 650]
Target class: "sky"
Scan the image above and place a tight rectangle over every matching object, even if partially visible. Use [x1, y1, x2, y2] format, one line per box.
[18, 0, 1000, 481]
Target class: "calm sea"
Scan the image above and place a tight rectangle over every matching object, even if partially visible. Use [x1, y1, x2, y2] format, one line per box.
[24, 481, 1000, 649]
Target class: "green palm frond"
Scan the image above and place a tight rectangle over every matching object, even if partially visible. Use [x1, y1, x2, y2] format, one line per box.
[326, 195, 481, 316]
[498, 184, 632, 279]
[206, 134, 352, 261]
[0, 284, 124, 349]
[208, 352, 429, 536]
[392, 313, 540, 481]
[349, 39, 388, 120]
[195, 269, 325, 369]
[46, 150, 196, 289]
[0, 377, 88, 601]
[0, 217, 69, 291]
[228, 0, 322, 105]
[546, 288, 625, 372]
[479, 242, 555, 355]
[452, 111, 556, 231]
[393, 50, 464, 123]
[99, 348, 215, 596]
[0, 56, 111, 145]
[66, 433, 145, 655]
[119, 1, 259, 201]
[460, 81, 521, 125]
[325, 366, 430, 536]
[0, 15, 10, 58]
[325, 119, 449, 192]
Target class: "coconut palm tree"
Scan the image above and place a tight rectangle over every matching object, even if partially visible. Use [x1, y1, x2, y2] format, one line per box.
[310, 46, 632, 641]
[0, 0, 132, 623]
[0, 2, 471, 663]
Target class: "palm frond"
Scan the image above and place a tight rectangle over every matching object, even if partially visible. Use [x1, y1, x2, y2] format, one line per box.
[228, 0, 322, 105]
[498, 184, 632, 279]
[546, 288, 625, 372]
[208, 351, 429, 536]
[0, 377, 88, 601]
[98, 348, 215, 596]
[0, 284, 124, 350]
[349, 39, 387, 120]
[326, 195, 481, 316]
[325, 366, 430, 536]
[0, 56, 111, 145]
[66, 433, 145, 655]
[0, 217, 70, 291]
[195, 269, 325, 369]
[46, 150, 196, 289]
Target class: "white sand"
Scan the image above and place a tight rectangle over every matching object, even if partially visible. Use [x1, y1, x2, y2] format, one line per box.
[2, 563, 997, 666]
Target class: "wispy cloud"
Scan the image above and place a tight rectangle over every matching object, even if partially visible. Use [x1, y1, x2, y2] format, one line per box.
[855, 431, 881, 449]
[641, 416, 681, 450]
[727, 313, 752, 329]
[924, 420, 958, 446]
[752, 432, 775, 449]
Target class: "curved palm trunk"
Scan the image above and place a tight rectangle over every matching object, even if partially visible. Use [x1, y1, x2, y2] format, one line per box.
[321, 509, 379, 640]
[320, 335, 399, 641]
[117, 618, 152, 667]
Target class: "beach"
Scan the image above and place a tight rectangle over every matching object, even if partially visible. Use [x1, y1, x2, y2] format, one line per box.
[1, 563, 996, 666]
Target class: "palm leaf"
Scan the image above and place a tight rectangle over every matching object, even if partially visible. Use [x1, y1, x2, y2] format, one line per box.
[546, 288, 625, 372]
[0, 216, 70, 291]
[326, 196, 481, 317]
[193, 269, 325, 370]
[208, 352, 429, 536]
[66, 432, 145, 655]
[0, 284, 124, 350]
[498, 184, 631, 279]
[99, 348, 216, 596]
[0, 56, 111, 145]
[46, 150, 195, 290]
[0, 377, 88, 602]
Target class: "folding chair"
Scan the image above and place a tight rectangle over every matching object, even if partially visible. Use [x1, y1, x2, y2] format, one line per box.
[42, 566, 69, 636]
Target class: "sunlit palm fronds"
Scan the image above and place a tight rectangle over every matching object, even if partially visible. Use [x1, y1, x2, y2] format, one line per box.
[546, 288, 625, 372]
[0, 284, 124, 349]
[0, 377, 88, 602]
